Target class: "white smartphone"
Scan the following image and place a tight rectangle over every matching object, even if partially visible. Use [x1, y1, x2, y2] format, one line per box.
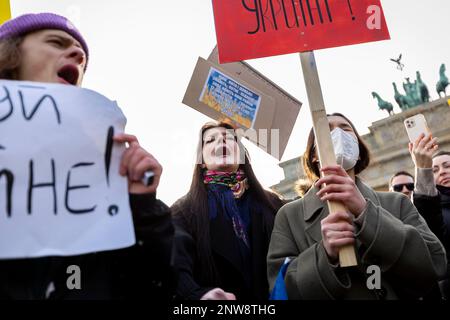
[404, 114, 431, 143]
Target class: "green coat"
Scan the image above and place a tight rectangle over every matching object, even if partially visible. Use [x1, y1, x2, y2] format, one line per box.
[267, 178, 447, 300]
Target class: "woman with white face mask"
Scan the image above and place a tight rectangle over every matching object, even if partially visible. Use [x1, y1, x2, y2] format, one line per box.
[267, 113, 447, 300]
[0, 13, 173, 300]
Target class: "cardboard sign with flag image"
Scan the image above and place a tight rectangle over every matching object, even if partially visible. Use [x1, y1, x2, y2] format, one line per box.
[183, 50, 302, 160]
[211, 0, 390, 267]
[0, 0, 11, 25]
[207, 47, 302, 161]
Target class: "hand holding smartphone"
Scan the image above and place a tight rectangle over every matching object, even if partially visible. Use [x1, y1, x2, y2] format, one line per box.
[404, 114, 438, 168]
[404, 114, 431, 143]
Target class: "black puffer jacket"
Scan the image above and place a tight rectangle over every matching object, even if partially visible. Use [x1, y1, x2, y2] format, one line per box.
[439, 191, 450, 249]
[414, 188, 450, 299]
[0, 193, 175, 300]
[439, 190, 450, 299]
[172, 190, 284, 301]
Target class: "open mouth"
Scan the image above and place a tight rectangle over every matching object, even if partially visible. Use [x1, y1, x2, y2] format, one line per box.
[214, 145, 231, 158]
[57, 65, 79, 85]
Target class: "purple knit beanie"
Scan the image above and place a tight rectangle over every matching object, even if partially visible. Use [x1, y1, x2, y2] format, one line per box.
[0, 13, 89, 67]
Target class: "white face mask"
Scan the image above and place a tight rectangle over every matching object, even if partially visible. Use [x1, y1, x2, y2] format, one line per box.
[330, 127, 360, 171]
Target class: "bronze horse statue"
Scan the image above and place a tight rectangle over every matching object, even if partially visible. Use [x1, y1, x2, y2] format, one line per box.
[437, 63, 449, 98]
[372, 92, 394, 116]
[393, 82, 410, 111]
[416, 71, 430, 103]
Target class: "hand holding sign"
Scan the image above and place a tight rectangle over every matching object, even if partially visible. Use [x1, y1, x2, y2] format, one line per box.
[319, 210, 355, 262]
[316, 166, 367, 217]
[300, 52, 358, 266]
[0, 80, 135, 259]
[114, 133, 162, 194]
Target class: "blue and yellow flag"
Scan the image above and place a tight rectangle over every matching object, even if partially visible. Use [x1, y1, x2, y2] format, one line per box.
[0, 0, 11, 25]
[269, 258, 291, 300]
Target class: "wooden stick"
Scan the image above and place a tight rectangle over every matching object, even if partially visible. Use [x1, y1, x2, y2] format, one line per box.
[299, 51, 357, 267]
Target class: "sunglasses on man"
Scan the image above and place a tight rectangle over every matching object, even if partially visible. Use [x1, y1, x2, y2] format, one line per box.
[392, 183, 414, 192]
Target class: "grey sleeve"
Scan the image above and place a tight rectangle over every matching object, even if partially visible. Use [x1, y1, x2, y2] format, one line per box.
[415, 167, 438, 196]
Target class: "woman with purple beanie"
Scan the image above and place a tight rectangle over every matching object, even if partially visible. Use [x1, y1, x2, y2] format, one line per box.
[0, 13, 174, 300]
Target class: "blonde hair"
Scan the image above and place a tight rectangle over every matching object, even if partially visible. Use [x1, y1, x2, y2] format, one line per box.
[294, 178, 313, 197]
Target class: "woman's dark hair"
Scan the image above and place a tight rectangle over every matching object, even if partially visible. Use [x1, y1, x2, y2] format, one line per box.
[0, 36, 23, 80]
[432, 150, 450, 159]
[303, 113, 371, 182]
[171, 121, 281, 284]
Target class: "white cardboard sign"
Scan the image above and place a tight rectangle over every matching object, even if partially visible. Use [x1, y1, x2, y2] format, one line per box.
[0, 80, 136, 259]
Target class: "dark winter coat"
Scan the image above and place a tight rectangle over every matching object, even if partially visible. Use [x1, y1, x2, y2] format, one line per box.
[0, 193, 174, 300]
[172, 190, 284, 300]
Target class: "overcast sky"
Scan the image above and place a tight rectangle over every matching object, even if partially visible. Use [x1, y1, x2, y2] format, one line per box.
[10, 0, 450, 205]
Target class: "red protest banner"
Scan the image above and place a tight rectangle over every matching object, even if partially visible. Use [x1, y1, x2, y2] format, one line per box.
[212, 0, 390, 63]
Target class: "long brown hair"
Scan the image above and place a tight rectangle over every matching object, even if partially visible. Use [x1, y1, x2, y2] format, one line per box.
[303, 113, 371, 182]
[0, 36, 23, 80]
[171, 121, 281, 284]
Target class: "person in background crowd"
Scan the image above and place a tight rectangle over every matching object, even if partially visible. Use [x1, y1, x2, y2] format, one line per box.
[409, 135, 450, 300]
[0, 13, 174, 300]
[171, 121, 284, 300]
[267, 113, 447, 299]
[389, 171, 415, 199]
[388, 134, 444, 300]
